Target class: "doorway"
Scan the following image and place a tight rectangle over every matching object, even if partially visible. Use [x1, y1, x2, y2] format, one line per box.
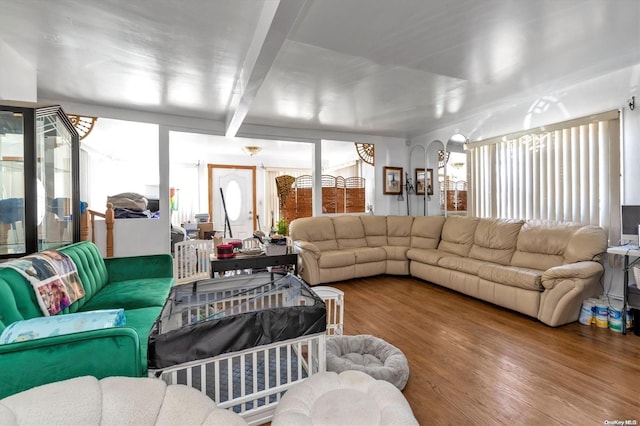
[208, 164, 256, 239]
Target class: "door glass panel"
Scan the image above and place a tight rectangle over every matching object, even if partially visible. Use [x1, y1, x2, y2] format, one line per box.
[0, 111, 25, 254]
[36, 112, 74, 250]
[225, 179, 242, 221]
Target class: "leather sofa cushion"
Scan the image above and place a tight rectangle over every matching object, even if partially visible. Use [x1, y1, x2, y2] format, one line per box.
[438, 256, 486, 276]
[438, 216, 479, 257]
[411, 216, 446, 249]
[564, 225, 608, 263]
[353, 247, 387, 264]
[468, 218, 524, 266]
[387, 216, 414, 246]
[406, 248, 449, 266]
[289, 216, 338, 251]
[478, 263, 543, 291]
[334, 216, 367, 249]
[319, 250, 356, 268]
[383, 245, 410, 260]
[511, 220, 581, 270]
[360, 216, 388, 247]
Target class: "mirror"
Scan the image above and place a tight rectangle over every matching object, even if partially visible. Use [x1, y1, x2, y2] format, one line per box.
[444, 134, 468, 217]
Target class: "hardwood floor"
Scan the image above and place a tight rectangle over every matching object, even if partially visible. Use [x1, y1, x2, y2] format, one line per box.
[328, 275, 640, 425]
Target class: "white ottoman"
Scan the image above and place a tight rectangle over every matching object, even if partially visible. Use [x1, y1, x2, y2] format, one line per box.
[0, 376, 247, 426]
[272, 370, 418, 426]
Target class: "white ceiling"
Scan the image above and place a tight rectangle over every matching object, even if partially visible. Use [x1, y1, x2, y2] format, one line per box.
[1, 0, 638, 140]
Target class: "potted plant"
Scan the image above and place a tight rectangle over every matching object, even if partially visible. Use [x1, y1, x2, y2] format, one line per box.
[276, 218, 288, 236]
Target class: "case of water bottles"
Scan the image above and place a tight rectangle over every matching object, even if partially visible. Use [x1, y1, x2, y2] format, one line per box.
[579, 296, 632, 332]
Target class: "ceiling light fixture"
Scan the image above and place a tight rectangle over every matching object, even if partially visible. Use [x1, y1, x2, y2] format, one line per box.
[242, 145, 262, 156]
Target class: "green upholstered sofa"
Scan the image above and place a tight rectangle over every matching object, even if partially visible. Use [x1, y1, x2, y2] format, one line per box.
[0, 241, 174, 398]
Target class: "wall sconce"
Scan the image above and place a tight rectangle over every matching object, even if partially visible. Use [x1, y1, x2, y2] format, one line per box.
[438, 150, 450, 168]
[242, 145, 262, 156]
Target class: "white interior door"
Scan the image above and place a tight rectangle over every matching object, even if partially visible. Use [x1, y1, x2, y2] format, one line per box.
[210, 166, 256, 239]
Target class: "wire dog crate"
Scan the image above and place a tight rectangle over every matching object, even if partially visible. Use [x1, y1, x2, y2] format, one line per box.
[148, 273, 327, 425]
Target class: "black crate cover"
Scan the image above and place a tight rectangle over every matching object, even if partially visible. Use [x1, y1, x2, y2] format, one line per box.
[148, 273, 326, 369]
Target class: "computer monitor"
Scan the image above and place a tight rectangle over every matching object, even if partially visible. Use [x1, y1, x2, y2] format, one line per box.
[621, 205, 640, 245]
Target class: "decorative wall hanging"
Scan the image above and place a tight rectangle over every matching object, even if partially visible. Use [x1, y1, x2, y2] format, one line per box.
[355, 143, 375, 166]
[67, 114, 98, 141]
[383, 166, 403, 195]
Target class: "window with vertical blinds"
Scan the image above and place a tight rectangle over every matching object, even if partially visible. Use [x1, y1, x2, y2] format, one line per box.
[466, 110, 620, 243]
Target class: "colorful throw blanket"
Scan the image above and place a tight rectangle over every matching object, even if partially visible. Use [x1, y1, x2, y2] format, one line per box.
[0, 250, 85, 316]
[0, 309, 125, 344]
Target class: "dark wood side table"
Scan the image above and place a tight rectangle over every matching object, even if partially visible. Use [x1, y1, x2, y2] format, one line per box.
[211, 252, 298, 277]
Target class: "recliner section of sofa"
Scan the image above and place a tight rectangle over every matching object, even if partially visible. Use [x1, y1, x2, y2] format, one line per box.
[290, 215, 607, 327]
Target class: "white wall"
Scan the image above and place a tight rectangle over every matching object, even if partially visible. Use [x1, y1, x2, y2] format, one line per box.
[91, 218, 166, 258]
[57, 99, 407, 255]
[410, 64, 640, 195]
[409, 63, 640, 300]
[0, 41, 36, 102]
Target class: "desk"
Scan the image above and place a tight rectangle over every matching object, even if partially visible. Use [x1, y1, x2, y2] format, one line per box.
[211, 252, 298, 277]
[607, 245, 640, 335]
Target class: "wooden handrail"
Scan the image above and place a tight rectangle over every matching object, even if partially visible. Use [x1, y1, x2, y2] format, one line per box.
[80, 203, 90, 242]
[105, 203, 114, 257]
[82, 203, 115, 257]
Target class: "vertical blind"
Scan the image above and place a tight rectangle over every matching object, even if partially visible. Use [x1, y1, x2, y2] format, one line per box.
[466, 110, 620, 243]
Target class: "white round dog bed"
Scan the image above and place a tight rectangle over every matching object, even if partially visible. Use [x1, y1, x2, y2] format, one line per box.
[326, 334, 409, 390]
[271, 370, 418, 425]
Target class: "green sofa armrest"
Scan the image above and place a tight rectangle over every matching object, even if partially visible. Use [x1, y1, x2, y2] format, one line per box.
[0, 327, 142, 399]
[105, 254, 173, 282]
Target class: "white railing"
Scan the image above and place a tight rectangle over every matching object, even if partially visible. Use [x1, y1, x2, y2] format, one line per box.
[313, 286, 345, 336]
[154, 334, 325, 425]
[173, 239, 214, 285]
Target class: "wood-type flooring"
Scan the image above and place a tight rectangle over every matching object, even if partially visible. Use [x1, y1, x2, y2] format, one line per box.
[329, 275, 640, 425]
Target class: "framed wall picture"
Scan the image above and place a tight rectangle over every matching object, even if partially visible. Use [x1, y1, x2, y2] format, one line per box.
[415, 168, 426, 195]
[426, 168, 434, 195]
[383, 166, 403, 195]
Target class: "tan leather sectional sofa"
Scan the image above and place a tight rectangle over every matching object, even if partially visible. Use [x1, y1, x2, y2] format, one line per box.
[289, 215, 607, 327]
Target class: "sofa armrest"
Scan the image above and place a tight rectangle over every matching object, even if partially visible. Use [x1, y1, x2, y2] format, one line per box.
[541, 261, 604, 289]
[0, 327, 142, 399]
[538, 261, 603, 326]
[292, 241, 322, 285]
[105, 254, 173, 281]
[294, 241, 321, 259]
